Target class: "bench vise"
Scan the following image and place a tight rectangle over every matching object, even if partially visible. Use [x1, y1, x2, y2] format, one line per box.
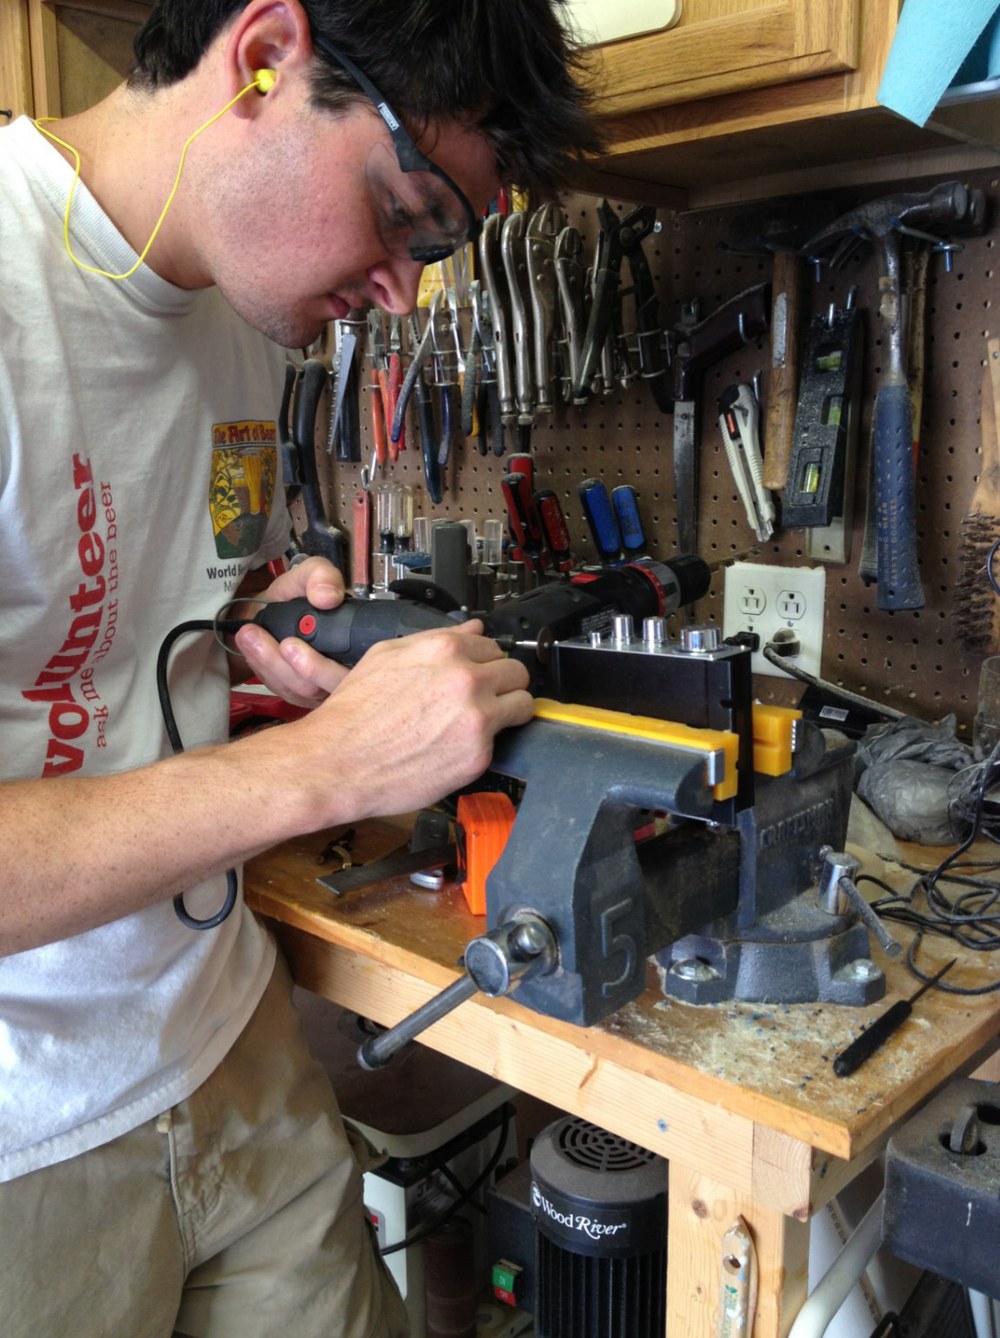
[359, 618, 896, 1069]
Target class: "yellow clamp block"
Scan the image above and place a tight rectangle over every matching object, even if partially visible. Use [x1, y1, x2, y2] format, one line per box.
[752, 703, 802, 777]
[532, 698, 739, 802]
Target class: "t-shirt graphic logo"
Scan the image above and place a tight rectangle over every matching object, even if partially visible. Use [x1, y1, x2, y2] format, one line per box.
[209, 420, 278, 557]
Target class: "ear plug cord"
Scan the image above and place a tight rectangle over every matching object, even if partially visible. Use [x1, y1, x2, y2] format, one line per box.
[34, 70, 276, 282]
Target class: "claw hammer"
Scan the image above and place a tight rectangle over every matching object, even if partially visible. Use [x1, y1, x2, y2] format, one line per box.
[801, 181, 987, 611]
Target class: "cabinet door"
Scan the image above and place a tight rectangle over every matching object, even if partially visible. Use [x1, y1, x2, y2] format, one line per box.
[584, 0, 863, 116]
[0, 2, 34, 119]
[26, 0, 150, 119]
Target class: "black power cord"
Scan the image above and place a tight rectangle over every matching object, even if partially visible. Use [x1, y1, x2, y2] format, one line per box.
[378, 1103, 513, 1258]
[855, 746, 1000, 996]
[156, 617, 245, 930]
[762, 641, 906, 722]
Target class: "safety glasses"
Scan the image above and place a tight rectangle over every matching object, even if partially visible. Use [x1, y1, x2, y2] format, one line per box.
[313, 34, 483, 265]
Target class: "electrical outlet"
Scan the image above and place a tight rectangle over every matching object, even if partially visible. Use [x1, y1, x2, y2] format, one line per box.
[722, 562, 826, 678]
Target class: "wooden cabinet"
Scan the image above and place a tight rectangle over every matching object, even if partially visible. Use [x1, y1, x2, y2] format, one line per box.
[0, 3, 33, 120]
[576, 0, 1000, 205]
[0, 0, 149, 121]
[584, 0, 862, 117]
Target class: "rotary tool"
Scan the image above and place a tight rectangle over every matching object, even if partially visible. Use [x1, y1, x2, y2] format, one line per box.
[248, 555, 711, 674]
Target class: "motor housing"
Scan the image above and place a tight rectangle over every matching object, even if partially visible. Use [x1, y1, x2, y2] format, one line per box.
[529, 1116, 668, 1338]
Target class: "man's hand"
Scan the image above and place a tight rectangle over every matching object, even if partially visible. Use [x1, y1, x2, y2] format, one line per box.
[280, 618, 534, 823]
[233, 557, 347, 707]
[230, 560, 535, 822]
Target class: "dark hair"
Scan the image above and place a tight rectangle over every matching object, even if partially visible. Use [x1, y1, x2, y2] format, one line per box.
[130, 0, 603, 198]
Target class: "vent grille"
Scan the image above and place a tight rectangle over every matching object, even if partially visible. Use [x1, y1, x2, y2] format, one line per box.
[556, 1117, 657, 1174]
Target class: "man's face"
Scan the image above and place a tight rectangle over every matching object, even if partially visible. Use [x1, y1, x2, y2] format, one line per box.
[198, 95, 498, 348]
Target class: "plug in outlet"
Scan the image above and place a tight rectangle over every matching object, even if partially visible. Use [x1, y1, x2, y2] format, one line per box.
[722, 562, 825, 678]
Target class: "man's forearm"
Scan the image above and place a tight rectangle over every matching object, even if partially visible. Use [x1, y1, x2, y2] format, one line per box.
[2, 620, 533, 957]
[0, 729, 322, 956]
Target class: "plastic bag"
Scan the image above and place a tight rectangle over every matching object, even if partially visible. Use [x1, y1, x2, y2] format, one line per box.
[854, 714, 973, 845]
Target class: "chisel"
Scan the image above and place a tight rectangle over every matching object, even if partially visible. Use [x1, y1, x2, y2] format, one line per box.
[762, 249, 803, 492]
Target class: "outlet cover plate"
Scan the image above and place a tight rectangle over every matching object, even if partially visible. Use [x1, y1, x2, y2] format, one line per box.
[722, 562, 826, 678]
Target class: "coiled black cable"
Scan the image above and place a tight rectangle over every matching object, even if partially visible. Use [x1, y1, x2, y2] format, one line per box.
[156, 617, 245, 930]
[855, 745, 1000, 995]
[378, 1103, 513, 1258]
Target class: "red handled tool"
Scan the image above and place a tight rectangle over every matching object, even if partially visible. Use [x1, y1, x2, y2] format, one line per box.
[534, 490, 573, 571]
[351, 489, 371, 597]
[506, 452, 534, 486]
[502, 471, 547, 572]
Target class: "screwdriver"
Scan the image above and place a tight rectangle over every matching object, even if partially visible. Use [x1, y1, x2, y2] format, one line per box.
[832, 958, 957, 1078]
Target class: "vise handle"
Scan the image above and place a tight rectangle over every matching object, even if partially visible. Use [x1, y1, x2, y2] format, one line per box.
[357, 913, 558, 1069]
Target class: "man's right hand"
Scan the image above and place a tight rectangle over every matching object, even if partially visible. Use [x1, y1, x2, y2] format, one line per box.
[283, 618, 533, 823]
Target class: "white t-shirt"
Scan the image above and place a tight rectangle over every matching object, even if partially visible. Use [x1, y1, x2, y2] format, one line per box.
[0, 117, 293, 1179]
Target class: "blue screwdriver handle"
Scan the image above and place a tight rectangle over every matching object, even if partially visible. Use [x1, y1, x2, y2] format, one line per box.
[578, 478, 623, 564]
[611, 485, 645, 557]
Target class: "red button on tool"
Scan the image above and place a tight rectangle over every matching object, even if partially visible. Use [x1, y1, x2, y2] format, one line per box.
[297, 613, 317, 637]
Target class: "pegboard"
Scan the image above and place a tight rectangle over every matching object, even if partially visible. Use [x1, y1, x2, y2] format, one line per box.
[324, 168, 1000, 737]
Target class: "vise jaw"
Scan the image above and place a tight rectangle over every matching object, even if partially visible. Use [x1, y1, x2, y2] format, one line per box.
[654, 730, 883, 1008]
[351, 636, 894, 1068]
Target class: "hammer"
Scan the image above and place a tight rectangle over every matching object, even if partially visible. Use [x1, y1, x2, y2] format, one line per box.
[801, 182, 987, 611]
[720, 196, 844, 493]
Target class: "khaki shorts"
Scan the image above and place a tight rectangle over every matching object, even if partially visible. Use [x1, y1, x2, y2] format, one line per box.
[0, 951, 408, 1338]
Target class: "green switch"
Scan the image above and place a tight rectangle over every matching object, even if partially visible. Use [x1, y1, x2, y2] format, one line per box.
[491, 1259, 522, 1305]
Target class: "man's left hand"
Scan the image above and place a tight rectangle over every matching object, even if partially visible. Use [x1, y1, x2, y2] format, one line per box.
[233, 557, 347, 707]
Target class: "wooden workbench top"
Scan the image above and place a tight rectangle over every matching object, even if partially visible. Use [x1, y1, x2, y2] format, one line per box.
[245, 821, 1000, 1183]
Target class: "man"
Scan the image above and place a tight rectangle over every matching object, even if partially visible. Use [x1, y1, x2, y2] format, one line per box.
[0, 1, 599, 1333]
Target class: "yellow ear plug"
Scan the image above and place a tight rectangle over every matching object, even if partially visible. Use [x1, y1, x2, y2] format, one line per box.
[254, 69, 276, 93]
